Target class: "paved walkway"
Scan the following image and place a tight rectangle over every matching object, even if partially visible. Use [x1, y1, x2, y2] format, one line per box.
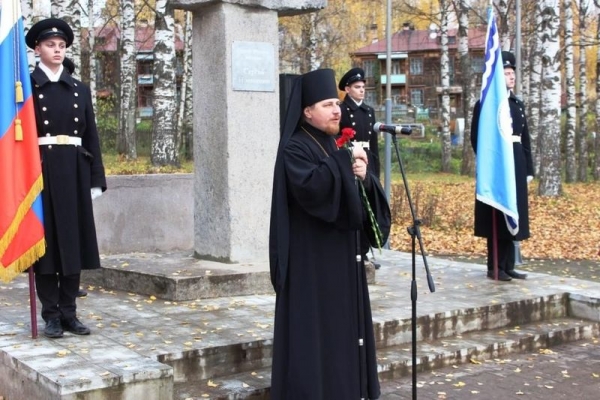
[380, 338, 600, 399]
[1, 250, 599, 399]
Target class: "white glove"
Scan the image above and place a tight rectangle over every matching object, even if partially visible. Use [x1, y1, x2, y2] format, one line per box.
[526, 176, 533, 184]
[91, 187, 103, 200]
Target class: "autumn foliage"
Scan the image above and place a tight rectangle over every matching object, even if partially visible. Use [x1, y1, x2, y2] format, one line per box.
[389, 179, 600, 261]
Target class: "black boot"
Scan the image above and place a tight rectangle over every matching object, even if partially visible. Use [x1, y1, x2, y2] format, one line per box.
[43, 317, 64, 338]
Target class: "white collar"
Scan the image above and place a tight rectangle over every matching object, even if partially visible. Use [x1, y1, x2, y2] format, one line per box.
[351, 97, 363, 107]
[39, 62, 64, 82]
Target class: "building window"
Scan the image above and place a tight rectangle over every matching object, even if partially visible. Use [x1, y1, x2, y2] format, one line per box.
[410, 89, 424, 106]
[391, 60, 401, 75]
[471, 55, 484, 73]
[365, 90, 377, 106]
[363, 59, 375, 78]
[410, 58, 423, 75]
[138, 60, 153, 76]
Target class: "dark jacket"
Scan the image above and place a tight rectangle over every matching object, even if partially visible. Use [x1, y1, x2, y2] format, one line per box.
[340, 95, 380, 177]
[470, 91, 534, 241]
[31, 66, 106, 275]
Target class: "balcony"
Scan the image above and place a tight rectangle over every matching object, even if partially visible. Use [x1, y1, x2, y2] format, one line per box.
[380, 74, 407, 85]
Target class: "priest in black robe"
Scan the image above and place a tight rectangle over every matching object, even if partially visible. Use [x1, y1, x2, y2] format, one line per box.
[269, 69, 391, 400]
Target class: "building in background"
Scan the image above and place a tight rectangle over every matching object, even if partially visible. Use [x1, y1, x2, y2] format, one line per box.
[92, 21, 184, 118]
[350, 22, 486, 124]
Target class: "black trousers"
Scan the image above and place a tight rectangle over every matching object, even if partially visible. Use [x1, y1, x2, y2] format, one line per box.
[486, 237, 515, 273]
[34, 272, 80, 322]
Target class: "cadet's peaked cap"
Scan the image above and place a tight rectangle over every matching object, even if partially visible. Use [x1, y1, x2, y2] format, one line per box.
[501, 51, 516, 70]
[26, 18, 74, 49]
[338, 67, 366, 91]
[301, 69, 339, 108]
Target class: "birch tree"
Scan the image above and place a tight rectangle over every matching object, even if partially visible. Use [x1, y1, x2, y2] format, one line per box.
[458, 0, 475, 176]
[21, 0, 36, 69]
[495, 0, 511, 50]
[439, 0, 452, 172]
[527, 3, 543, 175]
[564, 0, 577, 183]
[51, 0, 81, 74]
[117, 0, 137, 159]
[595, 1, 600, 180]
[151, 0, 178, 166]
[538, 1, 562, 196]
[87, 0, 97, 108]
[577, 0, 589, 182]
[177, 11, 193, 160]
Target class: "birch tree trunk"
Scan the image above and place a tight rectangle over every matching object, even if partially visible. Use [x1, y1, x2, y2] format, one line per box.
[51, 0, 81, 75]
[308, 13, 321, 71]
[87, 0, 97, 109]
[439, 0, 451, 173]
[177, 11, 193, 160]
[538, 1, 562, 196]
[495, 0, 511, 50]
[151, 0, 178, 166]
[118, 0, 137, 159]
[528, 3, 543, 175]
[458, 0, 475, 176]
[21, 0, 36, 70]
[577, 0, 589, 182]
[595, 8, 600, 180]
[564, 0, 577, 183]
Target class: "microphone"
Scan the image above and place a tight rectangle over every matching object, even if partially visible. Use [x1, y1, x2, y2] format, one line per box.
[373, 122, 412, 135]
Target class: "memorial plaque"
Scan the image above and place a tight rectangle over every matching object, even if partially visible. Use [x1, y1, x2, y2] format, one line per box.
[232, 41, 275, 92]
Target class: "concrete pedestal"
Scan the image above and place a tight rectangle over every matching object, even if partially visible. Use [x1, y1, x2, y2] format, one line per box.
[167, 0, 325, 263]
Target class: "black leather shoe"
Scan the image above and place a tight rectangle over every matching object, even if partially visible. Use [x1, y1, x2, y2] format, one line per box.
[43, 317, 64, 338]
[506, 270, 527, 279]
[61, 317, 91, 335]
[76, 289, 88, 297]
[373, 262, 381, 270]
[487, 270, 512, 281]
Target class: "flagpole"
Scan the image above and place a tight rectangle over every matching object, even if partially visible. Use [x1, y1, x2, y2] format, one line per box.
[492, 209, 498, 280]
[28, 268, 38, 338]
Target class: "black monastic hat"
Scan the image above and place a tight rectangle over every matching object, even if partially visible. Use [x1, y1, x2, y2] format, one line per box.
[26, 18, 74, 49]
[63, 57, 75, 74]
[338, 67, 366, 91]
[301, 69, 339, 108]
[501, 51, 516, 70]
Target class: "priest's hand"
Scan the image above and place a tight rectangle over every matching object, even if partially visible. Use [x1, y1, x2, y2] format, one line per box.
[353, 158, 367, 181]
[352, 146, 369, 165]
[91, 187, 103, 200]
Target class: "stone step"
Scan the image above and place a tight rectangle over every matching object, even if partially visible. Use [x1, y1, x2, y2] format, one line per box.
[83, 252, 376, 301]
[163, 293, 570, 383]
[172, 316, 600, 400]
[83, 251, 273, 301]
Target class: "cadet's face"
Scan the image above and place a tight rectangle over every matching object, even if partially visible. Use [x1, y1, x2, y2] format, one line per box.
[35, 38, 67, 68]
[504, 67, 515, 90]
[346, 82, 365, 101]
[304, 98, 342, 135]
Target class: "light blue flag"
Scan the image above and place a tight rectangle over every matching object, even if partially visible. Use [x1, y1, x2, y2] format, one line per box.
[475, 10, 518, 235]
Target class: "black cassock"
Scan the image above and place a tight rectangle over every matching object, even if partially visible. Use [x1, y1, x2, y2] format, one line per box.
[269, 123, 390, 400]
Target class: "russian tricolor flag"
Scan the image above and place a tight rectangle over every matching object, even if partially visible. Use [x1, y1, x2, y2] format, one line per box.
[475, 9, 519, 236]
[0, 0, 45, 282]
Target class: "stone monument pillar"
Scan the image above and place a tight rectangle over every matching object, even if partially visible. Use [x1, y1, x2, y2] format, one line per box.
[170, 0, 326, 263]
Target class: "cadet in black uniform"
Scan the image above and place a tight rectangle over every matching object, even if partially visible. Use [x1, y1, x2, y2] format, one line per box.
[26, 18, 106, 338]
[470, 51, 533, 281]
[338, 68, 380, 178]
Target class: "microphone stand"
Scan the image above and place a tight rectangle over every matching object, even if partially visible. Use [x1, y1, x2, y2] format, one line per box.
[389, 131, 436, 400]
